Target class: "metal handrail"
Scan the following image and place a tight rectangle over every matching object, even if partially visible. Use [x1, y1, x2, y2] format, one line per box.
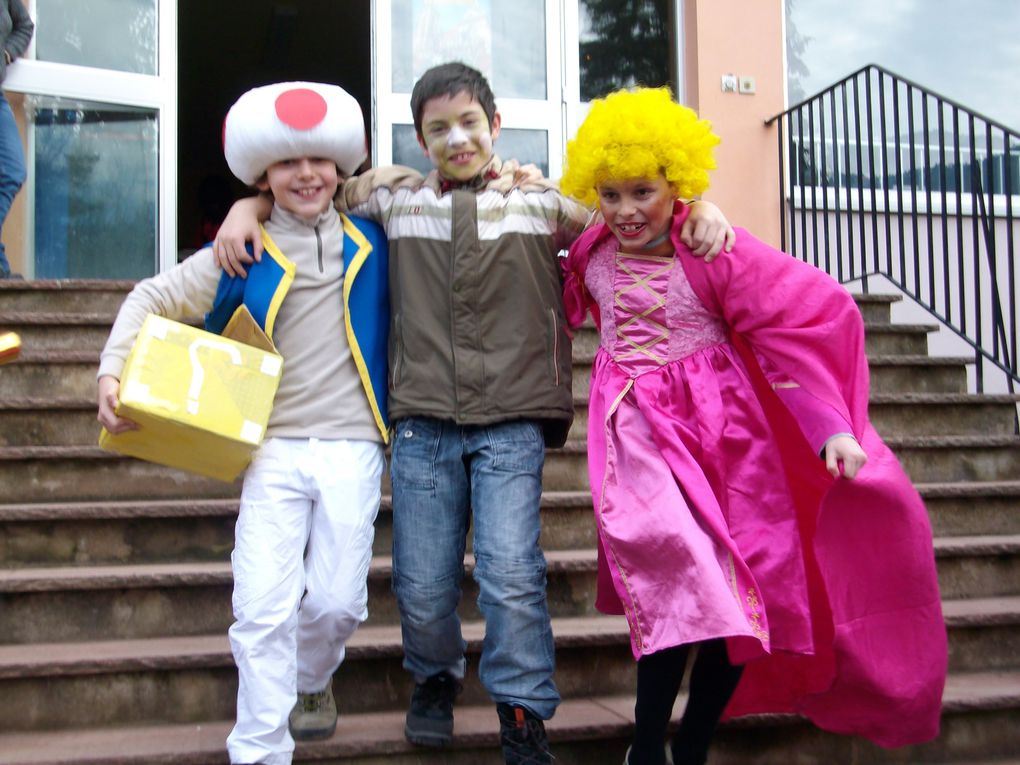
[767, 64, 1019, 410]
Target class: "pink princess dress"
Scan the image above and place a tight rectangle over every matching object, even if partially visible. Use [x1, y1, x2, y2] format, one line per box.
[562, 203, 947, 748]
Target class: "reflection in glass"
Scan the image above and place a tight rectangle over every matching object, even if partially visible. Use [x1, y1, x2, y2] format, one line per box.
[36, 0, 157, 75]
[579, 0, 672, 102]
[392, 0, 546, 100]
[392, 125, 548, 179]
[30, 97, 158, 278]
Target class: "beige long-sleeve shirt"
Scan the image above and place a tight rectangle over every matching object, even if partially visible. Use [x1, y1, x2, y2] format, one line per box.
[99, 205, 380, 442]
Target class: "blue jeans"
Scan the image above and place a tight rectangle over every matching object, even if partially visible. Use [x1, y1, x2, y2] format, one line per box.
[0, 92, 26, 277]
[390, 416, 559, 720]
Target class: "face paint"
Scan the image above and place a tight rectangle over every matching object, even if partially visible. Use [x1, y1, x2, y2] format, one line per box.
[417, 90, 501, 183]
[446, 124, 470, 147]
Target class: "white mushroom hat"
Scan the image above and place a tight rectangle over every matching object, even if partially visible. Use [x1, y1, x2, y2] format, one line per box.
[223, 81, 367, 185]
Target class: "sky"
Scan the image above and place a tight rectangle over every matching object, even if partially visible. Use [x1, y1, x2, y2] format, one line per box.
[786, 0, 1020, 131]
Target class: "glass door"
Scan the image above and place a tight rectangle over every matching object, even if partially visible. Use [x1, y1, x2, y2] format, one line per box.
[372, 0, 681, 184]
[4, 0, 176, 278]
[374, 0, 564, 178]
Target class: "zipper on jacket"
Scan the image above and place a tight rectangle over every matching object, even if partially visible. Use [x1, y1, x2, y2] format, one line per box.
[549, 308, 561, 387]
[315, 225, 323, 273]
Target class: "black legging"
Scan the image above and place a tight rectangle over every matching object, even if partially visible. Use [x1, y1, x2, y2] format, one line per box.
[628, 639, 744, 765]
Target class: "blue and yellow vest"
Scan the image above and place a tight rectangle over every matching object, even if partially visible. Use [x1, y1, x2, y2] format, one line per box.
[204, 213, 390, 443]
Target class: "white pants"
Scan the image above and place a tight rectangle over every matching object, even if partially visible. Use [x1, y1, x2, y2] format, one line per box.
[226, 437, 384, 765]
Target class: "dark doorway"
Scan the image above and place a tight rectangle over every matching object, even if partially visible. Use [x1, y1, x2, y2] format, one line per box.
[176, 1, 371, 256]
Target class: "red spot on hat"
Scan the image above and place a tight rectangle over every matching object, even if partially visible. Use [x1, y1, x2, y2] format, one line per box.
[275, 88, 328, 130]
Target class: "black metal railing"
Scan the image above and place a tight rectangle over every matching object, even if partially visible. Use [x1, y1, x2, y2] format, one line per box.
[766, 64, 1018, 410]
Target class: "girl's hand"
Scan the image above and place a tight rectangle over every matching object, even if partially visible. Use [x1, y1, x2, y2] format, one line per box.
[97, 375, 140, 434]
[212, 196, 271, 278]
[824, 435, 867, 479]
[681, 200, 736, 261]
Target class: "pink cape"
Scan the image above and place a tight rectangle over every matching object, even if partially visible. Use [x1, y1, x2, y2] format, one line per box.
[562, 204, 947, 748]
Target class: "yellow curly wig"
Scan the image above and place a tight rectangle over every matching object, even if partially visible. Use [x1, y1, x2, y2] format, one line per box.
[559, 87, 719, 208]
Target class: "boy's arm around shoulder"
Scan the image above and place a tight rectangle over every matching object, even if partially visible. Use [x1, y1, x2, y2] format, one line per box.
[339, 165, 425, 218]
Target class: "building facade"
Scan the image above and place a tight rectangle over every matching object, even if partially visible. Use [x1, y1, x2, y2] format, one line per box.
[2, 0, 784, 279]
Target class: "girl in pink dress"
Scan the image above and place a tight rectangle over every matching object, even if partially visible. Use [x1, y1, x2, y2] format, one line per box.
[559, 88, 946, 765]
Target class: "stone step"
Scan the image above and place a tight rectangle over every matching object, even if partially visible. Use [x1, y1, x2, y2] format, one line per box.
[1, 482, 1016, 569]
[0, 312, 118, 352]
[852, 292, 901, 324]
[0, 595, 1014, 733]
[0, 550, 599, 644]
[2, 434, 1019, 503]
[942, 596, 1020, 672]
[868, 393, 1020, 437]
[0, 351, 100, 401]
[0, 446, 243, 503]
[0, 616, 635, 731]
[883, 435, 1020, 484]
[0, 279, 134, 313]
[934, 535, 1020, 599]
[0, 491, 597, 567]
[921, 481, 1020, 537]
[2, 538, 1016, 646]
[0, 670, 1017, 764]
[0, 397, 98, 447]
[867, 355, 972, 395]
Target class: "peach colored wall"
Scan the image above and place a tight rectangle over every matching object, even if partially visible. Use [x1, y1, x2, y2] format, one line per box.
[684, 0, 785, 247]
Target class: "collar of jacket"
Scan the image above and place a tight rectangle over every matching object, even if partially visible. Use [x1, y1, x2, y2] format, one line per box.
[424, 155, 561, 197]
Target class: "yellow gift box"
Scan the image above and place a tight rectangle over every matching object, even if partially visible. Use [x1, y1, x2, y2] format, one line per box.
[99, 310, 283, 481]
[0, 331, 20, 365]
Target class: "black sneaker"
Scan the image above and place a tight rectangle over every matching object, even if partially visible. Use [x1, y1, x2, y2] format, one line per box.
[496, 703, 552, 764]
[404, 671, 461, 747]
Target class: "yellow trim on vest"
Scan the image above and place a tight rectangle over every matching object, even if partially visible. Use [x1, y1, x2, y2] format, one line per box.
[341, 213, 389, 444]
[258, 225, 297, 340]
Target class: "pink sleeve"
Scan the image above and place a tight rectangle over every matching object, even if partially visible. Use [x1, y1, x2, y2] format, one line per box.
[773, 385, 854, 455]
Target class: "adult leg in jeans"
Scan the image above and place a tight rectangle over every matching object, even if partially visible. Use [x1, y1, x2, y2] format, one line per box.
[391, 417, 471, 683]
[0, 92, 26, 277]
[468, 420, 559, 720]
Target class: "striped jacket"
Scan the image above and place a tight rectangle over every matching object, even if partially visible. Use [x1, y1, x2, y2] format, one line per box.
[341, 157, 590, 447]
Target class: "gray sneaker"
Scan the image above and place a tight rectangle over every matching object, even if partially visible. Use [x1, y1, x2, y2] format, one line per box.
[288, 686, 337, 741]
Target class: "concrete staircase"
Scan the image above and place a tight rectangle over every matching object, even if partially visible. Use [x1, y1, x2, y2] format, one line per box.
[0, 280, 1018, 765]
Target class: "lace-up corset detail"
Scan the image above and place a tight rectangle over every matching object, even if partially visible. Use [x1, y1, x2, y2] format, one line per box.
[585, 248, 729, 374]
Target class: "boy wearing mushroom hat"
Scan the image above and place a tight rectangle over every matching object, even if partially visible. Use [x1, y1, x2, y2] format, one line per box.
[96, 82, 389, 765]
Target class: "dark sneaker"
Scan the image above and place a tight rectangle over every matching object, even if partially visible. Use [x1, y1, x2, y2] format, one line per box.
[288, 686, 338, 741]
[404, 671, 461, 746]
[496, 703, 552, 764]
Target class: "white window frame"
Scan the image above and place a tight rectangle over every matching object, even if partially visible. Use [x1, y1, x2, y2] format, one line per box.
[372, 0, 684, 183]
[373, 0, 565, 178]
[3, 0, 177, 275]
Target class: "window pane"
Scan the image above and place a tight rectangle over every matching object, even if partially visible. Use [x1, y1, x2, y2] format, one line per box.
[392, 125, 548, 178]
[30, 97, 158, 279]
[36, 0, 157, 75]
[579, 0, 671, 102]
[392, 0, 546, 100]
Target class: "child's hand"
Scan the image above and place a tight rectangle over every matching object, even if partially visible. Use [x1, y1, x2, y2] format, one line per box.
[212, 196, 269, 278]
[681, 200, 736, 261]
[97, 375, 140, 434]
[824, 435, 867, 479]
[514, 163, 545, 185]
